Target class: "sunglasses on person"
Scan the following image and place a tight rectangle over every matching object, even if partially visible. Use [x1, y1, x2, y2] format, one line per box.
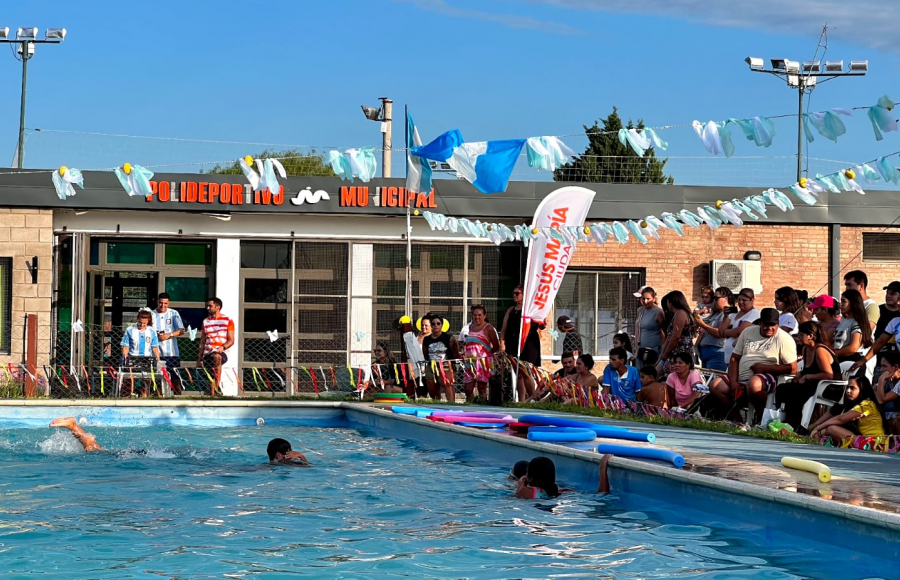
[512, 291, 522, 296]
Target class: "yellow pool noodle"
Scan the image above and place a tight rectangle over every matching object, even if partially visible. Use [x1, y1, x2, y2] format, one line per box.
[781, 456, 831, 483]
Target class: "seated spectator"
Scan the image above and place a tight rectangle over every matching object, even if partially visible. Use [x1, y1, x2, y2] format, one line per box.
[774, 286, 802, 334]
[856, 282, 900, 371]
[373, 342, 403, 393]
[612, 333, 636, 365]
[810, 377, 885, 439]
[693, 286, 733, 371]
[809, 295, 840, 346]
[794, 290, 813, 326]
[844, 270, 879, 333]
[665, 352, 703, 409]
[873, 352, 900, 434]
[709, 308, 798, 421]
[851, 296, 900, 375]
[601, 347, 640, 401]
[774, 321, 841, 430]
[637, 365, 668, 408]
[553, 351, 577, 381]
[574, 354, 600, 392]
[834, 290, 873, 367]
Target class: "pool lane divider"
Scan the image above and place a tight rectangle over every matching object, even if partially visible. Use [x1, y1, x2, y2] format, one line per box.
[597, 444, 685, 468]
[781, 456, 832, 483]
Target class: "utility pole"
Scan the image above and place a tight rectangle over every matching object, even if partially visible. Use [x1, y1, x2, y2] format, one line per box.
[380, 97, 392, 178]
[1, 27, 67, 169]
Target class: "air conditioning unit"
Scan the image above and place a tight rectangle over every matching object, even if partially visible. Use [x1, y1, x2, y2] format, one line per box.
[709, 260, 762, 294]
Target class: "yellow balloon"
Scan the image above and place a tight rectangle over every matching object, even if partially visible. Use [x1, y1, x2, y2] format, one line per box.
[441, 319, 450, 333]
[799, 177, 808, 188]
[413, 210, 419, 216]
[243, 155, 253, 166]
[486, 225, 492, 231]
[59, 166, 67, 176]
[583, 227, 591, 235]
[845, 169, 856, 180]
[399, 315, 411, 324]
[640, 220, 648, 228]
[416, 317, 423, 332]
[715, 200, 724, 209]
[123, 163, 132, 175]
[531, 228, 539, 235]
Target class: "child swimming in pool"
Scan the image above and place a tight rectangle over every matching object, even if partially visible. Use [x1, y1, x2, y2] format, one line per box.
[514, 456, 561, 499]
[508, 460, 529, 481]
[266, 437, 311, 466]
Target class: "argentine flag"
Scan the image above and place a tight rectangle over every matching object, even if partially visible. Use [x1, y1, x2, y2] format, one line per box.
[412, 129, 526, 194]
[406, 111, 433, 194]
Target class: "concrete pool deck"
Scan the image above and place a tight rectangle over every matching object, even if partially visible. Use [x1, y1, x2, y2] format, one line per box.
[2, 398, 899, 525]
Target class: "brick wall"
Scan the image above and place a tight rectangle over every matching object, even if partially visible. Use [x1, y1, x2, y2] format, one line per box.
[0, 209, 53, 367]
[840, 226, 900, 298]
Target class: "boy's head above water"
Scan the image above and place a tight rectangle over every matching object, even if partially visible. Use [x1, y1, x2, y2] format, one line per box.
[267, 438, 292, 461]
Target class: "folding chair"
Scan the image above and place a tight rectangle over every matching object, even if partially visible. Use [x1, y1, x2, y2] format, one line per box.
[799, 360, 853, 429]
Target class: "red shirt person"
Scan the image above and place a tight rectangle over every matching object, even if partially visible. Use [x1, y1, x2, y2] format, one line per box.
[197, 297, 235, 395]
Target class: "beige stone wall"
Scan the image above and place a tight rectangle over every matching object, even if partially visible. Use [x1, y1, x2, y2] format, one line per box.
[0, 209, 53, 367]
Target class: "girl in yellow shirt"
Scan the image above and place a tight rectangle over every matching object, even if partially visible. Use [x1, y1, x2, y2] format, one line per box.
[810, 377, 886, 438]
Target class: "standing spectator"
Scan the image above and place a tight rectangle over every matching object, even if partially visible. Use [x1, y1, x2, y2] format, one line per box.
[666, 351, 703, 409]
[152, 293, 185, 395]
[197, 297, 235, 396]
[809, 295, 840, 346]
[874, 281, 900, 364]
[120, 309, 161, 398]
[658, 291, 695, 375]
[416, 316, 433, 351]
[500, 284, 545, 402]
[693, 286, 733, 371]
[709, 308, 797, 420]
[373, 342, 403, 393]
[694, 285, 715, 317]
[461, 304, 500, 402]
[602, 347, 641, 401]
[721, 288, 760, 364]
[774, 321, 841, 430]
[556, 315, 584, 357]
[794, 290, 813, 326]
[634, 286, 665, 368]
[773, 287, 802, 334]
[852, 290, 900, 375]
[810, 377, 885, 439]
[422, 314, 461, 403]
[873, 353, 900, 434]
[612, 332, 636, 365]
[844, 270, 880, 332]
[834, 289, 873, 366]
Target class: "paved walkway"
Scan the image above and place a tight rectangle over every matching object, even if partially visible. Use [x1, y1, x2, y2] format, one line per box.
[449, 404, 900, 515]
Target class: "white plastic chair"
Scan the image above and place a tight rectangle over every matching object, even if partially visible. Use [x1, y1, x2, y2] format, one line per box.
[799, 360, 853, 429]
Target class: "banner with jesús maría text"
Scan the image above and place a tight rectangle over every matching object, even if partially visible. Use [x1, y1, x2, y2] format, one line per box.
[519, 186, 596, 355]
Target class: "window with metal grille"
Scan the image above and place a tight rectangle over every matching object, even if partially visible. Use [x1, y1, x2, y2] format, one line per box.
[862, 233, 900, 261]
[0, 257, 11, 354]
[552, 270, 644, 358]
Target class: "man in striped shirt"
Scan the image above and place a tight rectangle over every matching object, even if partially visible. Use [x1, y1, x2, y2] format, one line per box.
[153, 293, 185, 394]
[198, 297, 235, 396]
[120, 309, 161, 397]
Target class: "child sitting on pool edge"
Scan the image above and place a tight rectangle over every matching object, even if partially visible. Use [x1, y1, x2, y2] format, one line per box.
[515, 456, 560, 499]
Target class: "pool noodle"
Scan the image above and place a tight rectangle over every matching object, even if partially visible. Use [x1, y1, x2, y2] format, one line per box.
[528, 428, 597, 443]
[518, 414, 655, 443]
[597, 444, 685, 468]
[431, 411, 511, 419]
[458, 422, 509, 429]
[392, 407, 431, 415]
[372, 393, 408, 398]
[781, 456, 831, 483]
[441, 416, 515, 424]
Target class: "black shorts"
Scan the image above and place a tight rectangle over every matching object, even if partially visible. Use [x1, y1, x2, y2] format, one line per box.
[202, 352, 228, 367]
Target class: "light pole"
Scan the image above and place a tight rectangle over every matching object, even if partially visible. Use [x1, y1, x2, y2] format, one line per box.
[745, 56, 867, 181]
[0, 26, 67, 169]
[360, 97, 392, 177]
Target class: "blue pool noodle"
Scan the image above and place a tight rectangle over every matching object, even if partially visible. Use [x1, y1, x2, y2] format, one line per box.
[518, 414, 655, 443]
[393, 407, 431, 415]
[528, 428, 597, 443]
[596, 444, 685, 468]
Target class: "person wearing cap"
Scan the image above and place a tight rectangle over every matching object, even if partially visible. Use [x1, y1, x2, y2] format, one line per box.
[634, 286, 665, 369]
[844, 270, 879, 332]
[708, 307, 797, 422]
[809, 295, 840, 346]
[556, 315, 583, 357]
[851, 281, 900, 374]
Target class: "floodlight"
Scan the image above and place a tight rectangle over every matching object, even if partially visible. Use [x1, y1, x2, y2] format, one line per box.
[745, 57, 764, 69]
[771, 58, 787, 70]
[361, 105, 382, 121]
[802, 61, 821, 72]
[849, 60, 868, 72]
[45, 28, 66, 40]
[824, 60, 843, 72]
[16, 27, 37, 40]
[785, 60, 800, 73]
[0, 27, 9, 40]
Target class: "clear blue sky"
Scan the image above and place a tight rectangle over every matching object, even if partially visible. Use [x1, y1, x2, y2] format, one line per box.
[1, 0, 898, 186]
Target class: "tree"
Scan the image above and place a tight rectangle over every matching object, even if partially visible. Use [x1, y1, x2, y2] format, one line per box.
[554, 107, 673, 184]
[203, 149, 335, 177]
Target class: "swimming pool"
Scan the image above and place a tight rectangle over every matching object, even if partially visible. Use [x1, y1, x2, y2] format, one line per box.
[1, 414, 897, 578]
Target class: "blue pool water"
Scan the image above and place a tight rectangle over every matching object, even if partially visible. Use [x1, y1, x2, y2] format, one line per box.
[0, 423, 892, 578]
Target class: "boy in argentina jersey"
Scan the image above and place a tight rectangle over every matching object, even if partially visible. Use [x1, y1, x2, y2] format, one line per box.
[120, 309, 161, 397]
[153, 293, 185, 394]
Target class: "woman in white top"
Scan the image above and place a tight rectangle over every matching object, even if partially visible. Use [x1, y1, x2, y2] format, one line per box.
[721, 288, 760, 363]
[834, 289, 873, 365]
[774, 286, 802, 334]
